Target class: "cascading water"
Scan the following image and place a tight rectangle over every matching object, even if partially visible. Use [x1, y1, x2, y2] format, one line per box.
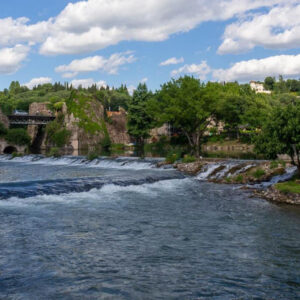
[0, 155, 299, 299]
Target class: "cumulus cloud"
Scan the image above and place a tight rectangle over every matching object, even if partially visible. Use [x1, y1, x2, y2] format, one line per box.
[39, 0, 288, 55]
[218, 3, 300, 54]
[213, 54, 300, 82]
[171, 61, 211, 80]
[23, 77, 52, 89]
[0, 45, 29, 74]
[70, 78, 107, 89]
[140, 77, 148, 83]
[55, 52, 135, 78]
[0, 17, 49, 47]
[160, 57, 184, 66]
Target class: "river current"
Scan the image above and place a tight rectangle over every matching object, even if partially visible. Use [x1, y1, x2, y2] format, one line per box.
[0, 156, 299, 299]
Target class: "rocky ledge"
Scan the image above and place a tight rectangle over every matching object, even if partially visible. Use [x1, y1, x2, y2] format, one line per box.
[253, 188, 300, 205]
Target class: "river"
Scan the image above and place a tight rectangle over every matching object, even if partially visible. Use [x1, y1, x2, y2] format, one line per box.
[0, 156, 299, 299]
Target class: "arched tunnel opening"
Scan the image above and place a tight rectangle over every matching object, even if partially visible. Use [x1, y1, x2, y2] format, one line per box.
[3, 146, 17, 154]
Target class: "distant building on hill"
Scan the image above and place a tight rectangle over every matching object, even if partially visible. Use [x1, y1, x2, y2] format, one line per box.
[250, 81, 271, 94]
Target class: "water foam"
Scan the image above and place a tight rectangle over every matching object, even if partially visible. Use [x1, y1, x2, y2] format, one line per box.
[0, 155, 164, 170]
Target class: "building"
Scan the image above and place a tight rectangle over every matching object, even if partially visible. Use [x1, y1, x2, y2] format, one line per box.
[250, 81, 271, 94]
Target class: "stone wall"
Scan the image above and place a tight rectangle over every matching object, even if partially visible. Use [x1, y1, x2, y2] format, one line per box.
[29, 103, 53, 116]
[0, 138, 26, 154]
[202, 143, 254, 153]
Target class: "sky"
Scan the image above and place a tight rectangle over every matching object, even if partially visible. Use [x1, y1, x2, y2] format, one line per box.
[0, 0, 300, 91]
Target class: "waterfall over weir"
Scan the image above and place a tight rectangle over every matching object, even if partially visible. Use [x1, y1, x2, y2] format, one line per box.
[195, 160, 297, 185]
[0, 155, 164, 170]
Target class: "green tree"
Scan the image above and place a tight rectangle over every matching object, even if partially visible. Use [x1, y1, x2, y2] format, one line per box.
[264, 76, 275, 91]
[254, 101, 300, 173]
[127, 83, 153, 146]
[148, 76, 218, 155]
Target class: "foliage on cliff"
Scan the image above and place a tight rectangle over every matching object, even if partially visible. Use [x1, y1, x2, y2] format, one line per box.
[66, 91, 106, 134]
[45, 113, 71, 148]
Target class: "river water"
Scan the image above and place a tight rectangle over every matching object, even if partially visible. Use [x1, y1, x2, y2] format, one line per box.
[0, 156, 299, 299]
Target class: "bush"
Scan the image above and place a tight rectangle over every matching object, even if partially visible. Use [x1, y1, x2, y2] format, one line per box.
[52, 129, 71, 148]
[165, 151, 181, 164]
[11, 151, 23, 158]
[252, 168, 266, 179]
[47, 147, 60, 157]
[5, 128, 31, 146]
[270, 160, 279, 169]
[182, 154, 196, 163]
[234, 175, 244, 183]
[0, 122, 7, 137]
[100, 134, 111, 150]
[87, 152, 99, 161]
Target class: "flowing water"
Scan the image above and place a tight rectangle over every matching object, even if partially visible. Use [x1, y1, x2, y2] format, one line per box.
[0, 156, 299, 299]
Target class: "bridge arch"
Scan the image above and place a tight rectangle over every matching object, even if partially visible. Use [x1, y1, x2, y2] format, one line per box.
[3, 145, 17, 154]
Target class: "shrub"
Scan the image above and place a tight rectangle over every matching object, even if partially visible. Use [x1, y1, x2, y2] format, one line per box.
[234, 175, 243, 183]
[270, 161, 279, 169]
[165, 151, 180, 164]
[12, 151, 23, 158]
[5, 128, 31, 146]
[182, 154, 196, 163]
[0, 122, 7, 137]
[52, 129, 71, 148]
[47, 147, 60, 157]
[87, 152, 99, 161]
[100, 133, 111, 150]
[252, 168, 266, 179]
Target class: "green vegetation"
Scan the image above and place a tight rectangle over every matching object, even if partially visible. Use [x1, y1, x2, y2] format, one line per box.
[254, 100, 300, 174]
[252, 168, 266, 179]
[5, 128, 31, 146]
[127, 83, 153, 146]
[234, 175, 244, 183]
[275, 180, 300, 194]
[0, 75, 300, 164]
[47, 147, 61, 157]
[182, 155, 196, 163]
[45, 115, 71, 148]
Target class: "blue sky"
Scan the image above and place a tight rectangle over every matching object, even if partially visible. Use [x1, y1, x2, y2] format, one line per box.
[0, 0, 300, 91]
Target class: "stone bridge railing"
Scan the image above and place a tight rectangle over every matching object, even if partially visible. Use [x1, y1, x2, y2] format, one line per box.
[8, 115, 55, 126]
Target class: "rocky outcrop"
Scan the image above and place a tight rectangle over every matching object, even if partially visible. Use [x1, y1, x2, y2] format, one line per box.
[253, 188, 300, 205]
[0, 109, 9, 128]
[106, 109, 131, 145]
[29, 103, 53, 116]
[62, 100, 105, 152]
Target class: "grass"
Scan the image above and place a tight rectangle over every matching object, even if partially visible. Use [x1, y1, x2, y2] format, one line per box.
[252, 168, 266, 179]
[275, 180, 300, 194]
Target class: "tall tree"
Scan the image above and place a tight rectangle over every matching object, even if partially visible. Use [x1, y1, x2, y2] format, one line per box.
[148, 76, 218, 155]
[255, 101, 300, 173]
[127, 83, 153, 146]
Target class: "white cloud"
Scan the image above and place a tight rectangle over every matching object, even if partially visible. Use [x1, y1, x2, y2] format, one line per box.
[23, 77, 52, 89]
[213, 54, 300, 82]
[171, 61, 211, 80]
[0, 17, 49, 47]
[140, 77, 148, 83]
[39, 0, 288, 55]
[0, 45, 29, 74]
[0, 1, 292, 56]
[56, 52, 135, 77]
[70, 78, 107, 89]
[160, 57, 184, 66]
[218, 3, 300, 54]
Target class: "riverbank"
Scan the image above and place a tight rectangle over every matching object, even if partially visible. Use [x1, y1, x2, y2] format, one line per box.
[160, 158, 300, 205]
